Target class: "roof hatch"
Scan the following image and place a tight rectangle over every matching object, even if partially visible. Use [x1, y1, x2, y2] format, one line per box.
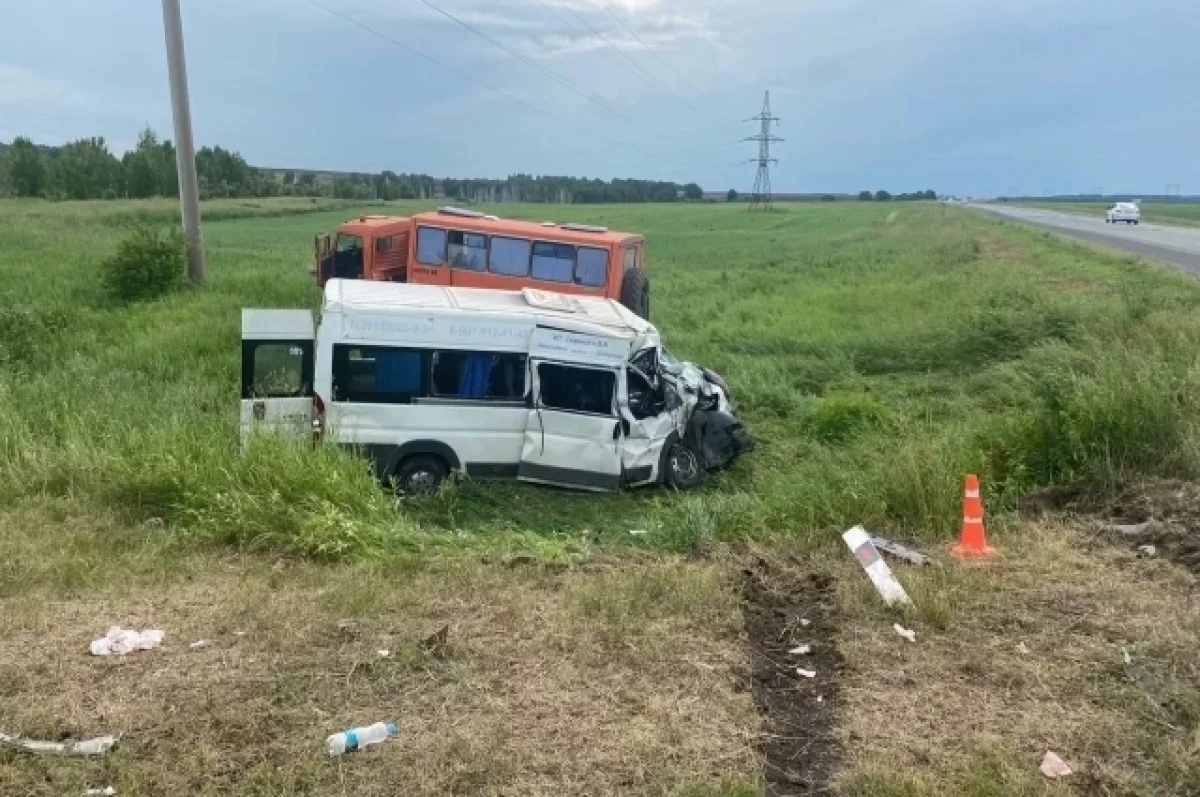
[560, 223, 609, 233]
[522, 288, 582, 314]
[437, 206, 486, 219]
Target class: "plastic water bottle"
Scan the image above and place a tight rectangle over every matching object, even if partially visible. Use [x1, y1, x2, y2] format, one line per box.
[326, 721, 397, 755]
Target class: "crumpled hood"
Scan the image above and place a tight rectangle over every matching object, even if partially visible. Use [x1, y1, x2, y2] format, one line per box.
[666, 360, 735, 416]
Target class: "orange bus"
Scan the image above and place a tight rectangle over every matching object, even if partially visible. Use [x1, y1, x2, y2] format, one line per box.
[315, 207, 650, 318]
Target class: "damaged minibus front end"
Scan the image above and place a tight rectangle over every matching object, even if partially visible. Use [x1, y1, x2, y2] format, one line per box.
[618, 335, 754, 490]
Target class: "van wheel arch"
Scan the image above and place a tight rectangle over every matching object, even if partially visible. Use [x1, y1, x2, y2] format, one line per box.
[394, 455, 450, 497]
[385, 441, 461, 491]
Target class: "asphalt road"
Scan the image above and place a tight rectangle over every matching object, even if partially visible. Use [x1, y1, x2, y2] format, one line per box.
[969, 204, 1200, 275]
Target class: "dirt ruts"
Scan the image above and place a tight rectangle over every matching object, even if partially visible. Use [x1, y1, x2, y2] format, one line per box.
[741, 556, 842, 796]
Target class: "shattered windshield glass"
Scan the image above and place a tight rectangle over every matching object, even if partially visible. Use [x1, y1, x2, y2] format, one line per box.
[659, 348, 682, 373]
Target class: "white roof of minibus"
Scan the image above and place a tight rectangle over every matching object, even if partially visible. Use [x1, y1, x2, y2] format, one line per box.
[323, 279, 653, 339]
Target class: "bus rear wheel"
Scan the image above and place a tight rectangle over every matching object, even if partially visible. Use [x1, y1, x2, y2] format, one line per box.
[620, 268, 651, 320]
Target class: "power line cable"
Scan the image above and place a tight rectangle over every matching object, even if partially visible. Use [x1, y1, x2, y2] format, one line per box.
[545, 0, 711, 121]
[303, 0, 713, 171]
[534, 0, 741, 139]
[596, 1, 714, 107]
[414, 0, 710, 158]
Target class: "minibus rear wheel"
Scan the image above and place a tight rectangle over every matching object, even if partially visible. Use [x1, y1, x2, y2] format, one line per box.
[395, 455, 449, 497]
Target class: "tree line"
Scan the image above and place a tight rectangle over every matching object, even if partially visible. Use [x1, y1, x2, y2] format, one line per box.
[0, 128, 705, 205]
[0, 129, 278, 201]
[857, 189, 937, 202]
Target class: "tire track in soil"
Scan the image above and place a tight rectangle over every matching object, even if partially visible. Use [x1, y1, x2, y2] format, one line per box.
[741, 557, 842, 796]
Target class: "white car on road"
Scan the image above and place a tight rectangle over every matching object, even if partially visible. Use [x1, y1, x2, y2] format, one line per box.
[1106, 202, 1140, 224]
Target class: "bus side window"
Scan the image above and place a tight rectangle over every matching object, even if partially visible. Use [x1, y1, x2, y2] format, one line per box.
[623, 246, 637, 271]
[416, 227, 447, 265]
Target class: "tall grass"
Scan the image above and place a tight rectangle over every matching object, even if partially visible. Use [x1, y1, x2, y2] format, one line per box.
[4, 197, 1200, 557]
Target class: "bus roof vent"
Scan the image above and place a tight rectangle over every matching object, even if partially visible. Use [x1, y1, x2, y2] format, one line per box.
[541, 221, 557, 227]
[560, 223, 608, 233]
[522, 288, 582, 313]
[437, 206, 486, 218]
[483, 214, 500, 221]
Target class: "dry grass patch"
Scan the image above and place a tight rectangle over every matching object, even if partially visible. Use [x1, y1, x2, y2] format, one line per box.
[0, 507, 760, 796]
[831, 520, 1200, 796]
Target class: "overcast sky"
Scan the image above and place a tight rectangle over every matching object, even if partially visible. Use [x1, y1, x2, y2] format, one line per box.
[2, 0, 1197, 195]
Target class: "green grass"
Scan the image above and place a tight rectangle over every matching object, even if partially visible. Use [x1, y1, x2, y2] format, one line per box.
[5, 197, 1200, 558]
[1018, 200, 1200, 227]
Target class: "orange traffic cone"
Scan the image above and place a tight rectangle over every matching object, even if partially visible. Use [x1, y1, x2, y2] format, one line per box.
[951, 474, 996, 559]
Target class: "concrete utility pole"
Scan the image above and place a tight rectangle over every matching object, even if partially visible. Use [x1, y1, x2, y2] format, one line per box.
[161, 0, 206, 284]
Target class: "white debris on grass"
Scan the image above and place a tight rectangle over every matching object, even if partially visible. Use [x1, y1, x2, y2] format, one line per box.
[799, 618, 811, 627]
[83, 788, 116, 796]
[89, 628, 164, 657]
[628, 529, 649, 536]
[0, 732, 116, 757]
[1018, 642, 1031, 655]
[789, 644, 812, 655]
[892, 623, 917, 643]
[1039, 751, 1073, 778]
[796, 668, 816, 679]
[188, 640, 207, 651]
[377, 649, 391, 658]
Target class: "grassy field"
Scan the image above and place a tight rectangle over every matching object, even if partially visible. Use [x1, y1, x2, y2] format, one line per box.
[1017, 201, 1200, 227]
[3, 197, 1200, 794]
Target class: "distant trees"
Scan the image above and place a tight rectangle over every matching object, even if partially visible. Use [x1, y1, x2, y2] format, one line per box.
[860, 189, 936, 202]
[727, 189, 738, 202]
[0, 128, 708, 205]
[122, 128, 177, 199]
[56, 138, 122, 200]
[821, 194, 836, 202]
[5, 137, 47, 197]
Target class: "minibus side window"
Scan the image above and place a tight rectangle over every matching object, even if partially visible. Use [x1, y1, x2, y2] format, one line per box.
[246, 342, 309, 398]
[332, 345, 426, 403]
[537, 363, 615, 416]
[432, 352, 527, 400]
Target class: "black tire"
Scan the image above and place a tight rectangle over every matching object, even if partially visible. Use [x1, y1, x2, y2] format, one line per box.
[394, 455, 449, 497]
[619, 268, 651, 320]
[665, 443, 704, 489]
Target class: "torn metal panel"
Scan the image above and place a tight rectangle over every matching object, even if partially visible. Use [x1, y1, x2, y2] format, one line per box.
[870, 535, 934, 566]
[621, 413, 675, 486]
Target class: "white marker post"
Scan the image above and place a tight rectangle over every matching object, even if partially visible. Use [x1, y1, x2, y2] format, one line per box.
[842, 526, 911, 607]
